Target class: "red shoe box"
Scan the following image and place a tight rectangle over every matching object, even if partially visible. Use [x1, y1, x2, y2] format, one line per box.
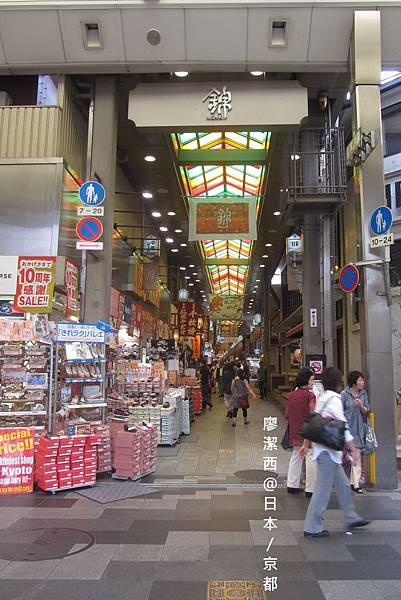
[73, 437, 86, 448]
[85, 450, 97, 460]
[37, 480, 59, 491]
[36, 448, 58, 459]
[36, 469, 58, 482]
[59, 437, 74, 449]
[58, 448, 73, 458]
[57, 464, 71, 475]
[58, 475, 73, 488]
[71, 468, 85, 477]
[57, 457, 71, 466]
[84, 477, 96, 485]
[72, 477, 85, 486]
[39, 438, 60, 450]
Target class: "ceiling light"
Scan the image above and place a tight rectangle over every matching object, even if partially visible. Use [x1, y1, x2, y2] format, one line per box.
[256, 279, 260, 282]
[251, 71, 264, 76]
[180, 243, 187, 247]
[273, 211, 281, 216]
[262, 254, 268, 258]
[171, 248, 178, 253]
[175, 229, 183, 233]
[290, 154, 300, 161]
[166, 238, 174, 243]
[200, 290, 204, 293]
[260, 264, 266, 268]
[168, 211, 176, 216]
[346, 91, 351, 101]
[253, 291, 257, 294]
[158, 187, 169, 194]
[179, 266, 186, 271]
[192, 272, 197, 276]
[174, 71, 189, 78]
[195, 279, 200, 282]
[185, 276, 190, 280]
[160, 226, 168, 232]
[142, 191, 153, 199]
[265, 243, 272, 247]
[144, 155, 156, 162]
[152, 211, 161, 218]
[189, 264, 195, 268]
[188, 283, 194, 286]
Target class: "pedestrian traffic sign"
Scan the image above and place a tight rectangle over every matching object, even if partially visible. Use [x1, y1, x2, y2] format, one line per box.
[339, 264, 359, 293]
[370, 206, 392, 236]
[76, 217, 103, 243]
[79, 181, 106, 206]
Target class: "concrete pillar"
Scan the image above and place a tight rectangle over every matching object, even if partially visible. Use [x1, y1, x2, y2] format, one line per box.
[83, 76, 118, 322]
[351, 11, 397, 488]
[303, 214, 323, 359]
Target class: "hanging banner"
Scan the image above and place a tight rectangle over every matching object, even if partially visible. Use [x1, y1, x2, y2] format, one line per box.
[210, 295, 243, 320]
[135, 305, 143, 330]
[192, 334, 201, 359]
[0, 428, 35, 495]
[178, 301, 199, 337]
[189, 197, 257, 241]
[132, 260, 144, 298]
[143, 258, 160, 291]
[123, 296, 132, 325]
[13, 257, 56, 314]
[198, 315, 210, 341]
[110, 287, 120, 318]
[64, 259, 79, 319]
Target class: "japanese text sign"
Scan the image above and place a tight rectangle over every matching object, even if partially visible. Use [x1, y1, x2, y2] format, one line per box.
[189, 197, 257, 241]
[57, 322, 105, 343]
[178, 301, 199, 337]
[210, 295, 243, 320]
[0, 428, 35, 495]
[65, 259, 79, 320]
[13, 257, 56, 314]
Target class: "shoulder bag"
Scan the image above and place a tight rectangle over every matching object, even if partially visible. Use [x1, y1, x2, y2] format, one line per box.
[363, 419, 378, 455]
[299, 396, 346, 451]
[281, 425, 292, 450]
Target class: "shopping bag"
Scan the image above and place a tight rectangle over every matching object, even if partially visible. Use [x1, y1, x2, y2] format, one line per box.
[363, 420, 378, 455]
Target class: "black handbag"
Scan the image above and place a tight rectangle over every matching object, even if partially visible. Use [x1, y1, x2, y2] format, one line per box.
[281, 425, 293, 449]
[299, 397, 346, 451]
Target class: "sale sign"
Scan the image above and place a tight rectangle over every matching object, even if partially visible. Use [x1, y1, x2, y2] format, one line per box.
[0, 428, 35, 495]
[65, 259, 79, 319]
[13, 257, 56, 314]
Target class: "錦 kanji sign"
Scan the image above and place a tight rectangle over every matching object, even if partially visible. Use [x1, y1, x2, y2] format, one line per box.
[189, 197, 257, 241]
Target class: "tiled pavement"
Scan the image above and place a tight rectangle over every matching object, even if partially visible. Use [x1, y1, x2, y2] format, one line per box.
[0, 394, 400, 599]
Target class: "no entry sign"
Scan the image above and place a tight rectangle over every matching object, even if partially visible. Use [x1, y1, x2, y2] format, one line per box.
[339, 264, 359, 293]
[76, 217, 103, 243]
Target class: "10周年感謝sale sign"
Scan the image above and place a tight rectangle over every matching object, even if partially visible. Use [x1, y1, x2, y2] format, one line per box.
[13, 257, 57, 314]
[0, 428, 35, 495]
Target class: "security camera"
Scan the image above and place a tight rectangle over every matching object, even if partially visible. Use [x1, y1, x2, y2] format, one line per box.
[318, 91, 329, 111]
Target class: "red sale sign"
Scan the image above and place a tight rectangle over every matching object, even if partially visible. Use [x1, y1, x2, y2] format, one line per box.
[13, 256, 56, 314]
[0, 428, 35, 495]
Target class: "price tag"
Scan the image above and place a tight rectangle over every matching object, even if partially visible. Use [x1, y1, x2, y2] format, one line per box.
[77, 206, 104, 217]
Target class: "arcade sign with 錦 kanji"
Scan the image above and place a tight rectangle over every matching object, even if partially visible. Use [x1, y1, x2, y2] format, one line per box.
[188, 197, 257, 241]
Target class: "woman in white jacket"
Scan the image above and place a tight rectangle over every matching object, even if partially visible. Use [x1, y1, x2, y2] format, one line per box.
[301, 367, 370, 538]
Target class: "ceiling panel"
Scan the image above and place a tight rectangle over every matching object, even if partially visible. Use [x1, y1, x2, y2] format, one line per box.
[59, 9, 125, 63]
[0, 33, 6, 65]
[0, 10, 65, 64]
[186, 8, 247, 63]
[247, 8, 312, 63]
[381, 8, 401, 67]
[121, 8, 185, 62]
[308, 8, 356, 63]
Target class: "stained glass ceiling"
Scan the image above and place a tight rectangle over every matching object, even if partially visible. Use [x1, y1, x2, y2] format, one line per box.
[172, 131, 270, 298]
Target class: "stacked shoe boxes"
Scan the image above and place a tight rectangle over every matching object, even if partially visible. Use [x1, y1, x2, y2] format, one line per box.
[36, 435, 100, 492]
[139, 424, 158, 474]
[192, 387, 203, 415]
[182, 398, 191, 435]
[91, 424, 112, 473]
[160, 405, 177, 445]
[148, 405, 162, 443]
[113, 428, 142, 479]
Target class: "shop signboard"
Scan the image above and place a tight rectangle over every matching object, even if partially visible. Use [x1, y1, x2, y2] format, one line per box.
[13, 256, 56, 314]
[188, 197, 257, 241]
[178, 301, 199, 337]
[64, 259, 79, 320]
[0, 256, 18, 296]
[143, 257, 160, 291]
[192, 334, 201, 359]
[142, 234, 160, 259]
[132, 260, 144, 298]
[56, 322, 105, 343]
[286, 234, 303, 254]
[210, 295, 243, 320]
[0, 428, 35, 495]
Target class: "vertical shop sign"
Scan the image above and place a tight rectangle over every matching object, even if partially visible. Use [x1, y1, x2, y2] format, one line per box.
[0, 428, 35, 495]
[110, 287, 120, 328]
[64, 259, 79, 319]
[13, 257, 56, 314]
[123, 296, 132, 325]
[193, 334, 201, 359]
[178, 302, 199, 337]
[118, 293, 125, 328]
[135, 305, 143, 330]
[144, 258, 160, 291]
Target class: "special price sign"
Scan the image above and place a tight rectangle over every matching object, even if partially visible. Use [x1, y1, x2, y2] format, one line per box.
[65, 259, 79, 319]
[0, 428, 35, 495]
[13, 257, 56, 314]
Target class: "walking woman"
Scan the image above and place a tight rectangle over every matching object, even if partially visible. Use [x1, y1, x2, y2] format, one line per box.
[285, 367, 316, 496]
[341, 371, 370, 493]
[231, 368, 256, 427]
[302, 367, 369, 538]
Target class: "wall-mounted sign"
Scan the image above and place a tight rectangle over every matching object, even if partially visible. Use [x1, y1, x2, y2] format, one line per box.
[339, 264, 359, 294]
[57, 322, 105, 343]
[202, 86, 232, 121]
[189, 197, 257, 241]
[142, 234, 160, 259]
[13, 257, 56, 314]
[254, 313, 262, 325]
[370, 205, 392, 236]
[286, 234, 303, 254]
[178, 301, 199, 337]
[306, 354, 327, 380]
[310, 308, 318, 328]
[210, 295, 243, 320]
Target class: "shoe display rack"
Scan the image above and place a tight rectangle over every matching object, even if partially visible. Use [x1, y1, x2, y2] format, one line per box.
[0, 340, 54, 430]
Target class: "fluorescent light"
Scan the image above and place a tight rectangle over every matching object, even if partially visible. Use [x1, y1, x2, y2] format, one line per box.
[196, 279, 200, 282]
[192, 272, 197, 275]
[256, 279, 260, 282]
[251, 71, 264, 76]
[166, 238, 174, 243]
[174, 71, 189, 78]
[265, 243, 272, 247]
[291, 154, 300, 161]
[188, 283, 194, 286]
[168, 211, 176, 216]
[175, 229, 183, 233]
[179, 266, 186, 271]
[346, 91, 351, 101]
[144, 155, 156, 162]
[260, 264, 266, 268]
[152, 211, 161, 217]
[171, 248, 178, 253]
[180, 243, 187, 247]
[184, 276, 190, 280]
[189, 264, 195, 268]
[200, 290, 204, 293]
[262, 254, 268, 258]
[142, 191, 153, 199]
[160, 226, 168, 232]
[273, 211, 281, 216]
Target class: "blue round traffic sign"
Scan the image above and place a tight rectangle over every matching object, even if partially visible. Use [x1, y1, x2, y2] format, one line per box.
[370, 205, 393, 236]
[79, 181, 105, 206]
[339, 264, 360, 294]
[76, 217, 103, 242]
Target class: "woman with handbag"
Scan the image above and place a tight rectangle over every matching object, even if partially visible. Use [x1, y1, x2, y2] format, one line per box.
[285, 367, 317, 497]
[231, 369, 255, 427]
[341, 371, 370, 494]
[301, 367, 369, 538]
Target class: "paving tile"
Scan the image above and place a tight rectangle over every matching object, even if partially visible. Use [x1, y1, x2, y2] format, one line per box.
[309, 560, 367, 580]
[210, 531, 253, 546]
[254, 544, 306, 562]
[210, 545, 258, 563]
[149, 580, 207, 600]
[165, 531, 209, 546]
[169, 520, 211, 531]
[268, 581, 326, 600]
[0, 580, 43, 600]
[124, 521, 173, 545]
[161, 544, 209, 561]
[0, 559, 61, 580]
[33, 580, 99, 600]
[208, 561, 262, 580]
[318, 581, 386, 600]
[207, 581, 266, 600]
[346, 544, 400, 561]
[298, 540, 355, 562]
[89, 530, 127, 545]
[373, 580, 401, 600]
[48, 544, 118, 580]
[359, 559, 401, 580]
[209, 519, 250, 531]
[103, 560, 210, 581]
[113, 544, 163, 562]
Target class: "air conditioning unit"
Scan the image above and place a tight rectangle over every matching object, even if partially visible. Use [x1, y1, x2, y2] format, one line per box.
[0, 91, 12, 106]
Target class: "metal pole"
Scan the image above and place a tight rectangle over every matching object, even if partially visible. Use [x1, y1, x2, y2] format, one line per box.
[321, 215, 334, 365]
[80, 98, 95, 322]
